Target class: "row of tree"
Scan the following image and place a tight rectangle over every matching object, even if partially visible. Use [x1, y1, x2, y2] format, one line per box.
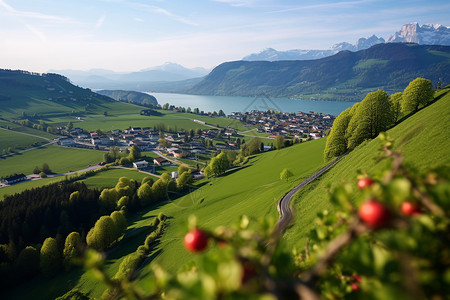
[324, 77, 434, 160]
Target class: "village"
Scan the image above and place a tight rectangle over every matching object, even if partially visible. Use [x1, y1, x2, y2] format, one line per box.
[56, 109, 334, 159]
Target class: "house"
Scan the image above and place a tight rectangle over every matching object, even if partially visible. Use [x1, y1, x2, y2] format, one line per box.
[171, 171, 178, 179]
[263, 145, 272, 152]
[59, 138, 75, 146]
[1, 173, 27, 185]
[133, 160, 149, 170]
[153, 157, 171, 166]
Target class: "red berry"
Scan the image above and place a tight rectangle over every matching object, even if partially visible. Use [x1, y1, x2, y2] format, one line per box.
[401, 201, 421, 216]
[241, 261, 256, 283]
[184, 228, 209, 253]
[352, 274, 362, 283]
[359, 200, 390, 228]
[357, 177, 375, 189]
[351, 283, 359, 291]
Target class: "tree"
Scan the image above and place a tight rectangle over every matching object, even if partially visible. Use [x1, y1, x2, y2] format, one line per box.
[40, 237, 62, 277]
[176, 171, 193, 190]
[33, 166, 41, 174]
[194, 108, 200, 114]
[323, 107, 353, 160]
[158, 138, 170, 148]
[274, 135, 285, 150]
[402, 77, 434, 113]
[437, 78, 442, 90]
[110, 211, 127, 237]
[117, 196, 129, 210]
[209, 152, 230, 176]
[346, 90, 393, 150]
[39, 172, 47, 178]
[14, 246, 39, 279]
[218, 109, 225, 117]
[178, 165, 189, 176]
[115, 177, 137, 198]
[66, 121, 73, 130]
[280, 168, 293, 182]
[63, 232, 83, 268]
[163, 103, 170, 110]
[128, 145, 141, 161]
[86, 216, 118, 251]
[187, 107, 192, 113]
[141, 177, 154, 186]
[389, 92, 403, 124]
[99, 188, 119, 212]
[42, 163, 51, 174]
[152, 179, 168, 201]
[137, 183, 153, 207]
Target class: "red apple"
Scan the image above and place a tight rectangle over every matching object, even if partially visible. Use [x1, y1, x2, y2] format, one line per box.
[401, 201, 421, 216]
[359, 199, 390, 228]
[184, 228, 209, 253]
[357, 177, 375, 189]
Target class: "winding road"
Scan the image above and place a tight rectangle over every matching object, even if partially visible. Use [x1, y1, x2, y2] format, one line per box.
[274, 155, 344, 235]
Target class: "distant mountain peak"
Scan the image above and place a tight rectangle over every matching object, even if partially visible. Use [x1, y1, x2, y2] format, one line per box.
[387, 22, 450, 45]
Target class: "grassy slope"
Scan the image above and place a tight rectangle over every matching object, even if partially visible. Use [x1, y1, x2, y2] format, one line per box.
[3, 137, 326, 299]
[0, 145, 104, 178]
[283, 88, 450, 250]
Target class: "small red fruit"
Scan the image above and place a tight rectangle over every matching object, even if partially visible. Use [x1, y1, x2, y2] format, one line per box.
[357, 177, 375, 189]
[359, 199, 390, 228]
[351, 283, 359, 291]
[184, 228, 209, 253]
[241, 261, 256, 283]
[401, 201, 421, 216]
[352, 274, 362, 283]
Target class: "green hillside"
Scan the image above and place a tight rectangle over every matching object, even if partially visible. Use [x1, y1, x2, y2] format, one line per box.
[2, 137, 327, 299]
[0, 69, 115, 120]
[283, 87, 450, 249]
[189, 43, 450, 101]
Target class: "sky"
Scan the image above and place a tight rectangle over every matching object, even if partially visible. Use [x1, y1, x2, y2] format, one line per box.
[0, 0, 449, 73]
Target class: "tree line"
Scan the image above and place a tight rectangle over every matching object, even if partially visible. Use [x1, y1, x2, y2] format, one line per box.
[324, 77, 434, 160]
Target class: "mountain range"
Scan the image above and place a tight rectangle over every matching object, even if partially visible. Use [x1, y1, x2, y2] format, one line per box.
[243, 23, 450, 61]
[188, 43, 450, 101]
[49, 63, 209, 90]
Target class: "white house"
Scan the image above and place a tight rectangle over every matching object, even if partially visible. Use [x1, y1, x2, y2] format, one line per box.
[133, 160, 149, 170]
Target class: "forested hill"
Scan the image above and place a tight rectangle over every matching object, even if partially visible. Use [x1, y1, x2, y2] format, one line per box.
[0, 69, 115, 118]
[96, 90, 158, 106]
[188, 43, 450, 101]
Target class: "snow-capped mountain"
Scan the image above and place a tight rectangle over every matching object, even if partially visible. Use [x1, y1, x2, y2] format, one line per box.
[244, 34, 385, 61]
[242, 48, 336, 61]
[387, 22, 450, 45]
[243, 23, 449, 62]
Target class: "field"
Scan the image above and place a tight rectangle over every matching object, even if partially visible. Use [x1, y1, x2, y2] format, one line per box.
[282, 88, 450, 250]
[0, 128, 48, 152]
[0, 145, 104, 178]
[80, 168, 158, 189]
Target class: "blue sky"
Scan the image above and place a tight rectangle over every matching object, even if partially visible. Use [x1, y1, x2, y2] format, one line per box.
[0, 0, 449, 72]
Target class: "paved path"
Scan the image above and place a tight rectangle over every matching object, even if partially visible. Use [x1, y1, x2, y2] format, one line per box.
[274, 155, 344, 235]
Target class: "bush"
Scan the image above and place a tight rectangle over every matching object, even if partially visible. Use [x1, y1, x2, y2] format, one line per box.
[39, 172, 47, 178]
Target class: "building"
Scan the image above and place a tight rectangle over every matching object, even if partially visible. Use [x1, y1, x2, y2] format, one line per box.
[153, 157, 171, 166]
[1, 173, 27, 185]
[133, 160, 149, 170]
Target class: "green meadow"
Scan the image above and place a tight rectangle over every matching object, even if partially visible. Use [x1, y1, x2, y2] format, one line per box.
[0, 145, 104, 178]
[283, 88, 450, 250]
[0, 128, 48, 152]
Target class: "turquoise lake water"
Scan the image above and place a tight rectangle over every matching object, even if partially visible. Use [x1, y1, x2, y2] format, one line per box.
[150, 93, 356, 116]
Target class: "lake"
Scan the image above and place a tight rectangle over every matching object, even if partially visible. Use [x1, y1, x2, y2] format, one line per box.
[150, 93, 356, 116]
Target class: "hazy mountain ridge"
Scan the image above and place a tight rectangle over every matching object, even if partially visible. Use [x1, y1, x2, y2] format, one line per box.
[244, 23, 449, 62]
[49, 63, 209, 90]
[188, 43, 450, 101]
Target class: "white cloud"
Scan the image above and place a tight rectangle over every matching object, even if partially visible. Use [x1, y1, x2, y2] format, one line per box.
[130, 3, 199, 26]
[0, 0, 72, 23]
[95, 14, 106, 29]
